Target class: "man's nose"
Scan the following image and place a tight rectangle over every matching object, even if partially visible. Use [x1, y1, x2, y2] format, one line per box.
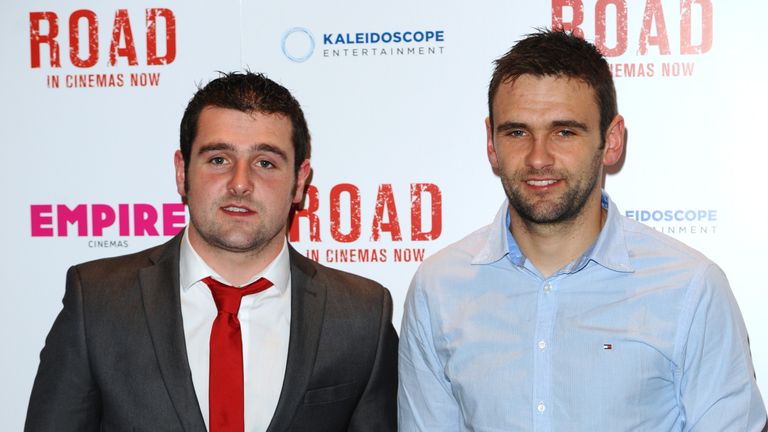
[227, 161, 253, 196]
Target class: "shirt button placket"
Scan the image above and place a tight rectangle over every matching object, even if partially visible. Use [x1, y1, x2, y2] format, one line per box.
[533, 279, 556, 431]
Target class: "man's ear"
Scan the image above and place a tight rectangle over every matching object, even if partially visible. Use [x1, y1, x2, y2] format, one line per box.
[174, 150, 186, 197]
[292, 159, 311, 204]
[602, 115, 625, 166]
[486, 117, 500, 175]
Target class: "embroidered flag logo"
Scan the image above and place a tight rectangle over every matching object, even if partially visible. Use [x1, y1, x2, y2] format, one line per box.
[603, 343, 613, 350]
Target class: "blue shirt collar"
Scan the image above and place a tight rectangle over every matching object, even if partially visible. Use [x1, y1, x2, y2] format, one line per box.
[472, 191, 633, 274]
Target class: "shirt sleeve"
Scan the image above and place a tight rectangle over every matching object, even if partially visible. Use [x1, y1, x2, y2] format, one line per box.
[676, 264, 767, 431]
[398, 270, 461, 431]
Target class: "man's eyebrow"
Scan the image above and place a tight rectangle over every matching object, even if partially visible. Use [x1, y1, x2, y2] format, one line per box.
[495, 122, 527, 134]
[252, 143, 288, 162]
[551, 120, 589, 131]
[197, 142, 234, 155]
[196, 142, 289, 162]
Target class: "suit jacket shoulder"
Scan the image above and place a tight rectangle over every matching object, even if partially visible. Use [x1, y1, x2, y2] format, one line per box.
[72, 235, 180, 289]
[291, 247, 390, 305]
[25, 234, 205, 432]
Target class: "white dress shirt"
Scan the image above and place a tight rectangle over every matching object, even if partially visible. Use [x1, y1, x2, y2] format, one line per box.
[179, 228, 291, 432]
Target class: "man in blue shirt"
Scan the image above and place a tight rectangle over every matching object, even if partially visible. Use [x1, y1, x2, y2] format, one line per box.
[398, 29, 766, 431]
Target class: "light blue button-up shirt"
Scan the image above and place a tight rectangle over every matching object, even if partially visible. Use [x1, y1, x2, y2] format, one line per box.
[399, 192, 766, 431]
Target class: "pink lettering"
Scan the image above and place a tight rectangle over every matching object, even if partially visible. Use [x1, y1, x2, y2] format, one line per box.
[56, 204, 88, 236]
[133, 203, 159, 236]
[30, 205, 54, 236]
[91, 204, 116, 236]
[163, 203, 185, 236]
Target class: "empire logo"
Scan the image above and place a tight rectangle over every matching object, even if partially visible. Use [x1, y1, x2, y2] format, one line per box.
[29, 8, 176, 89]
[31, 203, 185, 237]
[552, 0, 713, 78]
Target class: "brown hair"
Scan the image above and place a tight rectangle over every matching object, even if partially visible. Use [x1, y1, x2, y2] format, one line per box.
[179, 71, 311, 175]
[488, 29, 617, 143]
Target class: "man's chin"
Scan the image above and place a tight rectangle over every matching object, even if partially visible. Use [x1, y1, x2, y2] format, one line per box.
[203, 233, 266, 254]
[511, 201, 571, 225]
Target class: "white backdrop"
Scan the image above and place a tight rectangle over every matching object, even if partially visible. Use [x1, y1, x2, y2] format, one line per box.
[2, 1, 766, 429]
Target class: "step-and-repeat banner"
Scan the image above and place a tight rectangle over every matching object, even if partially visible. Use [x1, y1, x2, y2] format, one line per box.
[2, 1, 766, 428]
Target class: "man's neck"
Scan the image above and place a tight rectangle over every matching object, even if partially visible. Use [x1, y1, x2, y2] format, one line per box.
[188, 232, 284, 286]
[510, 200, 606, 279]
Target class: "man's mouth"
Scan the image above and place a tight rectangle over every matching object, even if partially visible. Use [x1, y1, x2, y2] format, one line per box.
[526, 179, 558, 186]
[222, 205, 253, 214]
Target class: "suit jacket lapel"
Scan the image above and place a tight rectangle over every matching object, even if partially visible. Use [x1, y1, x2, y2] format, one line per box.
[267, 247, 326, 432]
[139, 234, 206, 431]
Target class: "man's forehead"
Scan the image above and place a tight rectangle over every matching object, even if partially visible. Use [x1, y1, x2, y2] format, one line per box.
[493, 74, 599, 111]
[192, 107, 295, 156]
[199, 105, 291, 123]
[195, 106, 293, 131]
[499, 73, 593, 92]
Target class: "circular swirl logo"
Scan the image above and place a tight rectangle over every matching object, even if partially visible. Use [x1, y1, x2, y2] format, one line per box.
[281, 27, 315, 63]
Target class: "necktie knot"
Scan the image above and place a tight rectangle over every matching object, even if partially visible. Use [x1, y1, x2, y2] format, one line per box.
[203, 276, 273, 315]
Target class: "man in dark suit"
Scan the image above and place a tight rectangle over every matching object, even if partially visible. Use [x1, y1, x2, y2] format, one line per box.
[25, 72, 398, 432]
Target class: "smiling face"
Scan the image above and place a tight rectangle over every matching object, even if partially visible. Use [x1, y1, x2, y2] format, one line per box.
[486, 74, 623, 227]
[175, 106, 310, 261]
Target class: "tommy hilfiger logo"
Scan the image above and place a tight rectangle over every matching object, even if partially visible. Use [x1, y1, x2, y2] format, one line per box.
[603, 343, 613, 350]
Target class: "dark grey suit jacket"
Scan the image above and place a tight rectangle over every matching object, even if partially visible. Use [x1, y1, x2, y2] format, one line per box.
[25, 234, 398, 431]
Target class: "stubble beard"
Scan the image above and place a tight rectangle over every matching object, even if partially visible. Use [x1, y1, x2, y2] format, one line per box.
[501, 150, 603, 226]
[184, 173, 300, 256]
[189, 200, 283, 256]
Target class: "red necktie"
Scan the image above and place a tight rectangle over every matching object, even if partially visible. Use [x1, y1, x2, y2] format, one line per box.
[203, 276, 273, 432]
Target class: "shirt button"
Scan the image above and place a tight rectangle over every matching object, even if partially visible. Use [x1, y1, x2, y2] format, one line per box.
[537, 340, 546, 350]
[537, 402, 546, 413]
[543, 283, 552, 293]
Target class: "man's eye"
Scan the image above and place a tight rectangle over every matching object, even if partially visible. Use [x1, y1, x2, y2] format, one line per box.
[209, 156, 226, 165]
[507, 130, 525, 137]
[558, 129, 575, 137]
[257, 160, 274, 168]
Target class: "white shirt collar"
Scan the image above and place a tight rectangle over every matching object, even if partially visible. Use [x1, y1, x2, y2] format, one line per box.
[179, 227, 291, 293]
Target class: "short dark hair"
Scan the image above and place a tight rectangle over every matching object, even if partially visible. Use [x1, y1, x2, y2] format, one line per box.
[488, 29, 617, 143]
[179, 71, 311, 174]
